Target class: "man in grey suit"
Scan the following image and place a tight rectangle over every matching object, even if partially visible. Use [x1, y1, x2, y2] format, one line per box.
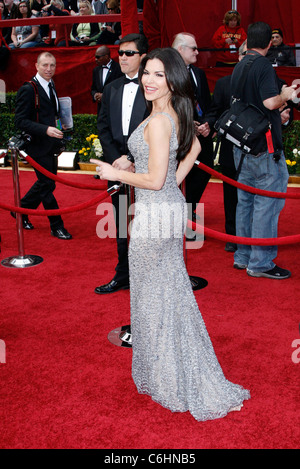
[95, 33, 149, 294]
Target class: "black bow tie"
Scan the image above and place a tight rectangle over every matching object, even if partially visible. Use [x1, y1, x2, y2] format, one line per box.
[124, 77, 139, 85]
[102, 65, 109, 69]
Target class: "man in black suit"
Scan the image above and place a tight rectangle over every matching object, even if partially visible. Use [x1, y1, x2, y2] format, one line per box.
[91, 45, 123, 115]
[14, 51, 72, 239]
[172, 33, 213, 225]
[95, 33, 149, 294]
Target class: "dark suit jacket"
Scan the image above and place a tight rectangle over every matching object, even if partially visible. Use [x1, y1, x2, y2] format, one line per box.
[205, 74, 234, 168]
[189, 64, 213, 159]
[91, 60, 123, 113]
[97, 76, 148, 165]
[189, 64, 212, 121]
[15, 78, 61, 159]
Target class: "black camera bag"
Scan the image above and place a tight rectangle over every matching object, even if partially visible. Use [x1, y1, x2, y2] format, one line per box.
[214, 55, 271, 156]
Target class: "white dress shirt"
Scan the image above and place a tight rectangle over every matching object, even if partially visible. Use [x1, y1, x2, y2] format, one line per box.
[35, 72, 59, 110]
[122, 74, 139, 136]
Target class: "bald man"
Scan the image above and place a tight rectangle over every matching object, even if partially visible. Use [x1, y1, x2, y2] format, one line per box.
[91, 45, 123, 114]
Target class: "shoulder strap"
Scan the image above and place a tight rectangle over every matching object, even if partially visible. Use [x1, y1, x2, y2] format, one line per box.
[25, 79, 40, 122]
[231, 54, 260, 101]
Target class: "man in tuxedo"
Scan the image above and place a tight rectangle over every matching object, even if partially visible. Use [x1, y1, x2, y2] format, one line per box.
[91, 45, 123, 115]
[14, 51, 72, 239]
[172, 33, 213, 223]
[95, 33, 149, 294]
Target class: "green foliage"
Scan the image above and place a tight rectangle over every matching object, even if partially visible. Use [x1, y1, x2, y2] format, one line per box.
[67, 114, 97, 154]
[282, 121, 300, 174]
[0, 113, 16, 147]
[0, 92, 17, 114]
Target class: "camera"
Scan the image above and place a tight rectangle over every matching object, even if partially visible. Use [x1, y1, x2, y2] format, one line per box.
[8, 132, 32, 151]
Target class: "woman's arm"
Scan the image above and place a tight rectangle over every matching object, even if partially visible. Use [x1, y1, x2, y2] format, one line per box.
[10, 27, 18, 46]
[91, 114, 172, 190]
[176, 137, 201, 186]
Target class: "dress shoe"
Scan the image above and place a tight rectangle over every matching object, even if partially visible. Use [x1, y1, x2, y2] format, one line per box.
[51, 227, 72, 240]
[225, 242, 237, 252]
[10, 211, 34, 230]
[95, 278, 129, 294]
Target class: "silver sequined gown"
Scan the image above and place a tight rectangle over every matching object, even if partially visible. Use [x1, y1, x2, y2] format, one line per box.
[128, 113, 250, 421]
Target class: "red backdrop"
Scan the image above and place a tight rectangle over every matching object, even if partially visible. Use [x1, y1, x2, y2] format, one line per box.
[0, 0, 299, 116]
[143, 0, 300, 52]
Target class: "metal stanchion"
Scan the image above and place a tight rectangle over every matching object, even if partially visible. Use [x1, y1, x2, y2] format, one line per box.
[1, 137, 43, 269]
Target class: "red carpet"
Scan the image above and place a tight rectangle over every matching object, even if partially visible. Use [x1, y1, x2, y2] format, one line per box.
[0, 168, 299, 449]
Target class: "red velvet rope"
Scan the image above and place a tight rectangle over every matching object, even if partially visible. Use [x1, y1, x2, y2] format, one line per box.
[25, 154, 300, 199]
[0, 190, 110, 215]
[1, 153, 300, 245]
[197, 162, 300, 199]
[187, 221, 300, 246]
[24, 155, 107, 190]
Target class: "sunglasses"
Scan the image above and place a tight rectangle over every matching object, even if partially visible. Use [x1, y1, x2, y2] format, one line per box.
[183, 45, 198, 52]
[95, 54, 107, 59]
[118, 50, 140, 57]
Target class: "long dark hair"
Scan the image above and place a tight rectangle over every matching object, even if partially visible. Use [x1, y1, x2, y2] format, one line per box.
[17, 1, 31, 18]
[139, 47, 195, 162]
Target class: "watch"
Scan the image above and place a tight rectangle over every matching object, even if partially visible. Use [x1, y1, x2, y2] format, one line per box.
[127, 152, 134, 163]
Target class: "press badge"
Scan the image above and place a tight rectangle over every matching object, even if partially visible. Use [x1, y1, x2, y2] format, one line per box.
[51, 30, 57, 39]
[56, 118, 62, 130]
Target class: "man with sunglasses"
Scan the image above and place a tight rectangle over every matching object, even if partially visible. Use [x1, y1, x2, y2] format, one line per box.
[91, 45, 123, 115]
[95, 33, 149, 294]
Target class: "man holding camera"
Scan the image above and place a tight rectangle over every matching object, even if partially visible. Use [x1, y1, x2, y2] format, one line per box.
[14, 51, 72, 239]
[231, 22, 298, 279]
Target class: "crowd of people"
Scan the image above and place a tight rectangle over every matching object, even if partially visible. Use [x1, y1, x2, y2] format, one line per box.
[0, 5, 297, 67]
[0, 0, 124, 48]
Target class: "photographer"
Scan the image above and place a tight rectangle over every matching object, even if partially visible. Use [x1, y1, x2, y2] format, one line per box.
[14, 52, 72, 239]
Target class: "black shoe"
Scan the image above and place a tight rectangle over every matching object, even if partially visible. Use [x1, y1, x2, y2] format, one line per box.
[10, 211, 34, 230]
[247, 265, 291, 279]
[225, 242, 237, 252]
[51, 227, 72, 240]
[95, 279, 129, 294]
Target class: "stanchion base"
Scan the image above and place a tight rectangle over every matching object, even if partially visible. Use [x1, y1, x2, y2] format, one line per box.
[1, 255, 44, 268]
[189, 275, 208, 291]
[108, 324, 132, 348]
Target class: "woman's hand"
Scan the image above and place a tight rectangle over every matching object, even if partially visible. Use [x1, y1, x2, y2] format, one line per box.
[90, 159, 119, 181]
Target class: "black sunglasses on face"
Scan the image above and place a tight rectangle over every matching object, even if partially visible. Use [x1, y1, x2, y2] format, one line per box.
[118, 50, 140, 57]
[95, 54, 107, 59]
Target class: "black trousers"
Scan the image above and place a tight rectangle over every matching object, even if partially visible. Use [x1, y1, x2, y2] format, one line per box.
[220, 165, 237, 236]
[21, 152, 63, 230]
[109, 181, 129, 282]
[185, 137, 214, 216]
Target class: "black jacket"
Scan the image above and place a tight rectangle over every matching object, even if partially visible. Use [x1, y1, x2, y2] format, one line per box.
[15, 78, 62, 158]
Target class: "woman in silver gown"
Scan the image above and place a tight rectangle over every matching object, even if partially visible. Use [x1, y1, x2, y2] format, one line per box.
[92, 48, 250, 421]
